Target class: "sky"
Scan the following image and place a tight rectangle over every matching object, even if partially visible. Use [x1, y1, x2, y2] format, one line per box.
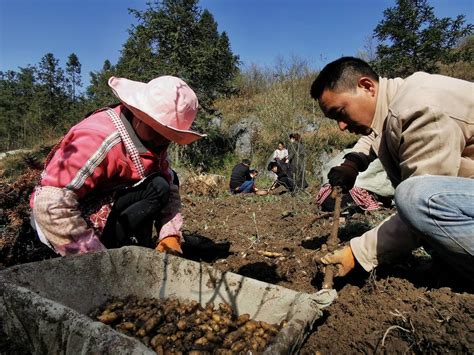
[1, 0, 473, 88]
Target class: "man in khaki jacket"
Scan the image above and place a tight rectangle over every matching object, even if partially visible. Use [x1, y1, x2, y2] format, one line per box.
[310, 57, 474, 281]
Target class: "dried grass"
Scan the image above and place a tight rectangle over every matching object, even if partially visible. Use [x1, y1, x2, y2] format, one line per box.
[181, 173, 227, 198]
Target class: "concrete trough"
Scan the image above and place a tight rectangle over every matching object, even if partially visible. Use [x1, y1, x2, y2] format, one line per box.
[0, 246, 334, 354]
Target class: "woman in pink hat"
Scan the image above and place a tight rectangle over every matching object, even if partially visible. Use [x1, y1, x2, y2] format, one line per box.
[30, 76, 206, 256]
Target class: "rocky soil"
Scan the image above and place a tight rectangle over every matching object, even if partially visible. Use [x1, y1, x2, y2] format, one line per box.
[1, 171, 473, 353]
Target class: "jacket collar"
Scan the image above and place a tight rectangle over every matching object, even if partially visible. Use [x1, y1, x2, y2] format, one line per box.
[119, 106, 149, 154]
[371, 77, 405, 135]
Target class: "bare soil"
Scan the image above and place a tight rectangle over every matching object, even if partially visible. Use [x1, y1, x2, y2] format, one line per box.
[1, 172, 473, 353]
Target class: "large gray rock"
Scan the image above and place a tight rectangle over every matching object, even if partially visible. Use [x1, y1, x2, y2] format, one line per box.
[228, 117, 262, 157]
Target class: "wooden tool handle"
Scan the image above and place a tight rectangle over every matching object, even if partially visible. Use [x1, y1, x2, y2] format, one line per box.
[327, 186, 342, 251]
[322, 186, 342, 289]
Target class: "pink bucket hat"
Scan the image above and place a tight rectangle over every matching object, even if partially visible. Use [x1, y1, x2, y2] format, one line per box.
[108, 75, 206, 145]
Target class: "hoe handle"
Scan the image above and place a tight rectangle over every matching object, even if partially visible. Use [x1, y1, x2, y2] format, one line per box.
[322, 186, 342, 289]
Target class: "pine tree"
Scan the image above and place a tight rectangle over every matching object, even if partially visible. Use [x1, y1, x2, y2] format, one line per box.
[84, 0, 240, 170]
[115, 0, 239, 110]
[373, 0, 473, 77]
[0, 71, 19, 150]
[190, 10, 239, 108]
[36, 53, 68, 125]
[87, 60, 117, 107]
[65, 53, 82, 101]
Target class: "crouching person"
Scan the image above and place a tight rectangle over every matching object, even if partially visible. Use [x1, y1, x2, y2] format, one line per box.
[310, 56, 474, 282]
[30, 75, 206, 256]
[229, 159, 258, 194]
[267, 161, 295, 193]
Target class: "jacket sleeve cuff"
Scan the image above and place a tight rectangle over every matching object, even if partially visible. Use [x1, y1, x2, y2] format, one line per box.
[55, 230, 106, 256]
[156, 183, 183, 242]
[350, 236, 377, 272]
[158, 212, 184, 243]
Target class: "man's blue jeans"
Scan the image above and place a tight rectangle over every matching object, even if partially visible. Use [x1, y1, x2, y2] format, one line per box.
[395, 175, 474, 281]
[232, 180, 255, 194]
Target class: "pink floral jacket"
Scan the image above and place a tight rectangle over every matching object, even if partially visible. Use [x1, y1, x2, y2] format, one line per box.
[30, 105, 182, 256]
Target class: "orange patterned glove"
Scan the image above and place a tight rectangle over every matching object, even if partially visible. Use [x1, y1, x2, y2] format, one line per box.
[156, 236, 183, 254]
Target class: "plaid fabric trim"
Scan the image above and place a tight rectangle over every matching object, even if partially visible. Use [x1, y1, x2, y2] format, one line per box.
[106, 108, 145, 179]
[316, 183, 333, 206]
[349, 186, 380, 211]
[66, 132, 121, 190]
[316, 183, 380, 211]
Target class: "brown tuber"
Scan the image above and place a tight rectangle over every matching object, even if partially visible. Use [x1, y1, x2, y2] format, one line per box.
[230, 340, 247, 352]
[236, 313, 250, 326]
[116, 321, 135, 331]
[97, 311, 119, 324]
[150, 334, 167, 348]
[176, 319, 187, 330]
[222, 329, 243, 348]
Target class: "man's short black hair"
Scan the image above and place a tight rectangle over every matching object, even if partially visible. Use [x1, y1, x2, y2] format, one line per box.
[267, 161, 278, 171]
[242, 158, 251, 165]
[310, 57, 379, 100]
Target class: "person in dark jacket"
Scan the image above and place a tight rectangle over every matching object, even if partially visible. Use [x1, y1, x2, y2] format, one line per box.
[286, 133, 308, 190]
[229, 159, 257, 194]
[267, 161, 295, 193]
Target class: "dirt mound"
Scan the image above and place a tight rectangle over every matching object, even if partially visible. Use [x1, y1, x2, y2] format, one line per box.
[307, 278, 473, 353]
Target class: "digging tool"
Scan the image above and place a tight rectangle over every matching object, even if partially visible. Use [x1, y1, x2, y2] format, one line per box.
[321, 186, 343, 289]
[267, 180, 277, 193]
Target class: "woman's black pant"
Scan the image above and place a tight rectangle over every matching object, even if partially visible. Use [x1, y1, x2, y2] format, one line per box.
[101, 175, 170, 248]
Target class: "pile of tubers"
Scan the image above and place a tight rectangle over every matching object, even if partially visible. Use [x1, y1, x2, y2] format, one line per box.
[89, 296, 286, 354]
